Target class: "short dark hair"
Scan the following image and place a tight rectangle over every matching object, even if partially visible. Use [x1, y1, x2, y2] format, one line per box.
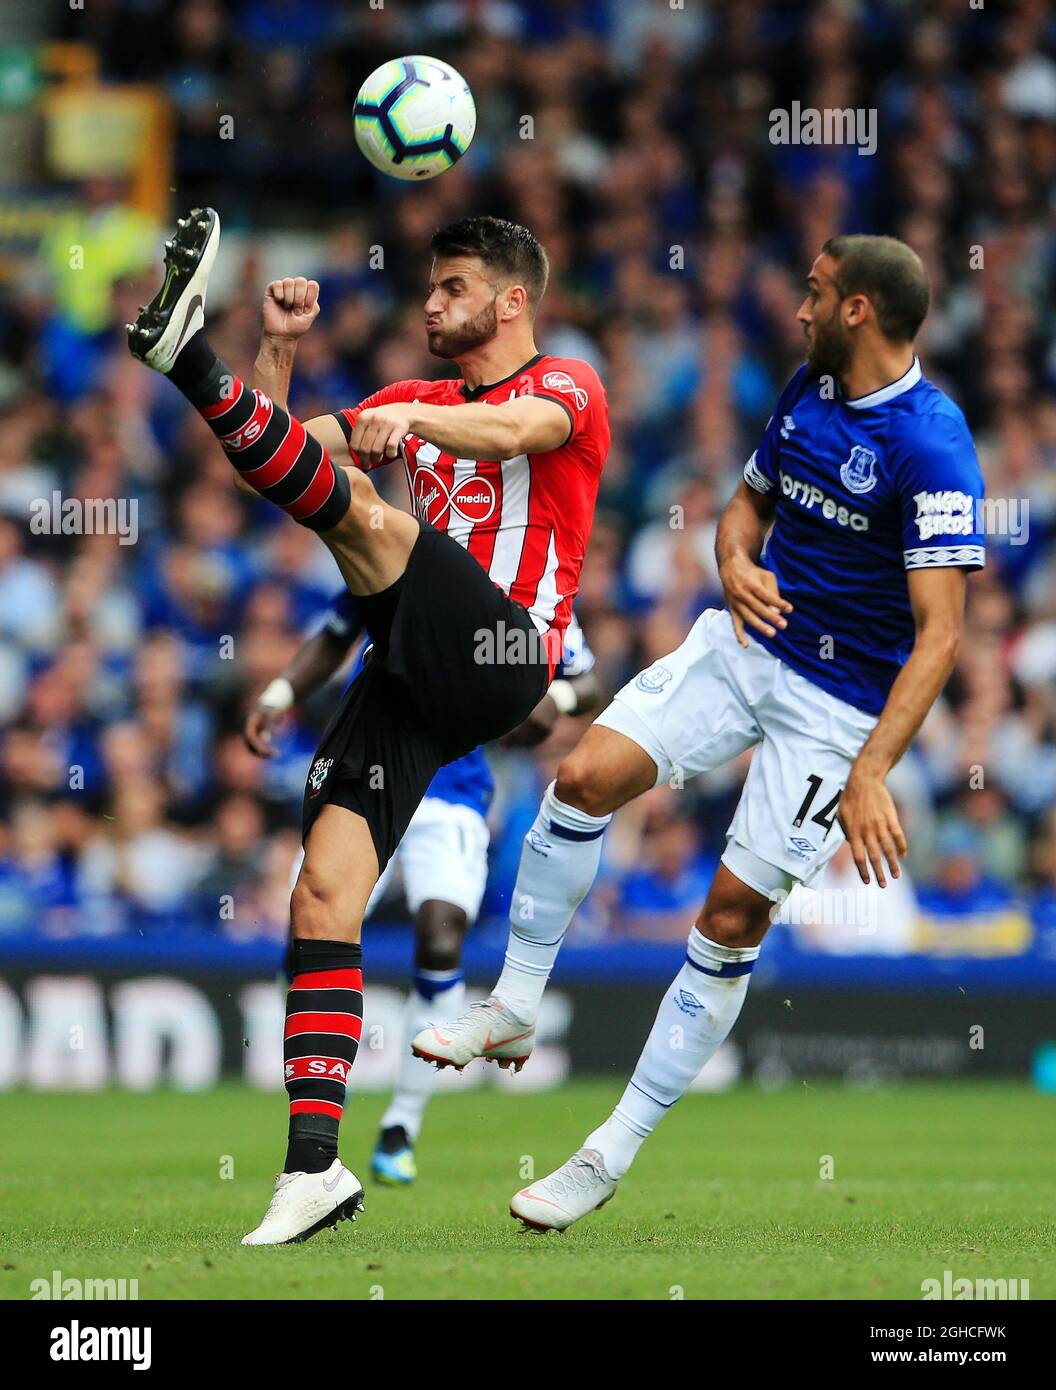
[821, 234, 931, 343]
[431, 215, 549, 308]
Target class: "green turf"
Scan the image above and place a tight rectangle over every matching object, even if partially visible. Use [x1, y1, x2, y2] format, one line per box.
[1, 1082, 1053, 1300]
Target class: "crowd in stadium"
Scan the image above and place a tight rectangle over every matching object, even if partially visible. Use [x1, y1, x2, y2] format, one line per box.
[1, 0, 1055, 945]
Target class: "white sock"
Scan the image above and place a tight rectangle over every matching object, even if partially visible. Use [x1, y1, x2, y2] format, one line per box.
[584, 929, 759, 1178]
[380, 969, 465, 1142]
[492, 781, 611, 1024]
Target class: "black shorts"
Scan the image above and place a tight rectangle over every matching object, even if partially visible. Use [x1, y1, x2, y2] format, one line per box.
[302, 521, 550, 869]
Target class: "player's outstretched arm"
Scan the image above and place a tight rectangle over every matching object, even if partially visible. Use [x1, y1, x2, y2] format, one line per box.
[346, 395, 571, 470]
[243, 627, 353, 757]
[716, 481, 793, 646]
[839, 566, 967, 887]
[234, 276, 346, 496]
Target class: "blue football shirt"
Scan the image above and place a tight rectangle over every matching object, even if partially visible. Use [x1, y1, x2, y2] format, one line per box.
[743, 357, 985, 715]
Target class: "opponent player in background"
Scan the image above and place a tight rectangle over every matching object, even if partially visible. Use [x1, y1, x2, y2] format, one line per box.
[127, 210, 609, 1244]
[417, 235, 987, 1229]
[244, 598, 602, 1185]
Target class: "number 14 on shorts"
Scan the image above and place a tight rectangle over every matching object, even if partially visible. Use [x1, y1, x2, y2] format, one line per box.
[793, 773, 842, 839]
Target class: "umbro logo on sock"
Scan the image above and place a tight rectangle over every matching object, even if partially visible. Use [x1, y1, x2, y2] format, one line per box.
[674, 989, 709, 1017]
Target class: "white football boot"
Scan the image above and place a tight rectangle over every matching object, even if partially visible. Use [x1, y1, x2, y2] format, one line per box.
[241, 1160, 365, 1246]
[411, 997, 535, 1072]
[510, 1148, 618, 1232]
[126, 207, 220, 373]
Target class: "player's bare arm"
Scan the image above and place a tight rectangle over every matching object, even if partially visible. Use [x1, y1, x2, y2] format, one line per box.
[235, 276, 345, 496]
[715, 480, 793, 646]
[244, 626, 352, 757]
[347, 394, 570, 470]
[839, 566, 967, 888]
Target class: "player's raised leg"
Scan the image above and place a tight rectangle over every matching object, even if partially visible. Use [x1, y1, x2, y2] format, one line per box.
[510, 862, 771, 1231]
[127, 207, 418, 595]
[242, 803, 378, 1245]
[411, 723, 655, 1071]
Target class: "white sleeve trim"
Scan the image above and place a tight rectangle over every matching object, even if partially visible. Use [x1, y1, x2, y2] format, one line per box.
[903, 545, 986, 569]
[744, 451, 773, 494]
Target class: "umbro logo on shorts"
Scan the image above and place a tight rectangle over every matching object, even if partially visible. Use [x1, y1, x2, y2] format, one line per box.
[788, 836, 817, 859]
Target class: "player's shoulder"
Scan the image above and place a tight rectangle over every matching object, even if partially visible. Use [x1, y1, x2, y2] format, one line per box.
[900, 375, 970, 430]
[532, 354, 606, 403]
[888, 377, 981, 486]
[892, 376, 975, 452]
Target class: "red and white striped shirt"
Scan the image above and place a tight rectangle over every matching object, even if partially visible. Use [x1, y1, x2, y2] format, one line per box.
[336, 354, 609, 646]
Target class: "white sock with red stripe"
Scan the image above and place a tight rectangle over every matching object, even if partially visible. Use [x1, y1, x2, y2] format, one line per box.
[492, 781, 611, 1024]
[380, 969, 465, 1142]
[169, 331, 351, 532]
[283, 938, 364, 1174]
[582, 929, 759, 1178]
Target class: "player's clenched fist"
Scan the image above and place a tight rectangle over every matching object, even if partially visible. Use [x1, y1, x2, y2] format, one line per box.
[348, 402, 416, 467]
[262, 277, 321, 339]
[719, 552, 793, 647]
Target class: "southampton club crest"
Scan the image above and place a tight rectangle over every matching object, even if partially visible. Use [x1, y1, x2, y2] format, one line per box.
[307, 756, 334, 796]
[840, 444, 878, 495]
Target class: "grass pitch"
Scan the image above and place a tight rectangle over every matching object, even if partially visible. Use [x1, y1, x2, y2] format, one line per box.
[1, 1081, 1052, 1300]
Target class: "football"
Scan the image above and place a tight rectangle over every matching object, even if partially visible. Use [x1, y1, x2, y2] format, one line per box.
[353, 55, 476, 181]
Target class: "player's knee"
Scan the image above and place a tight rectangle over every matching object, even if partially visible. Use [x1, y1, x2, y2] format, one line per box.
[696, 900, 768, 951]
[555, 751, 616, 818]
[414, 901, 468, 971]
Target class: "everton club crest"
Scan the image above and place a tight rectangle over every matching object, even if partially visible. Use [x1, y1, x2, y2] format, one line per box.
[840, 444, 878, 495]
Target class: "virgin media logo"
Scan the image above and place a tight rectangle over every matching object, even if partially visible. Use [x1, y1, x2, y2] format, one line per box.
[412, 467, 497, 525]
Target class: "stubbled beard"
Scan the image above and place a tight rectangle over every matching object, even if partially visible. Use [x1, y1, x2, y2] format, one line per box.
[427, 299, 498, 359]
[806, 314, 852, 379]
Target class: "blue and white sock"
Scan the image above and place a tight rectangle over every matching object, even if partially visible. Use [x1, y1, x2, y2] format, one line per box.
[492, 781, 611, 1024]
[380, 968, 465, 1142]
[584, 929, 759, 1178]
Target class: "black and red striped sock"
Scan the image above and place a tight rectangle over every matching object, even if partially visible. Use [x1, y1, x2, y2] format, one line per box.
[283, 938, 364, 1174]
[168, 330, 350, 533]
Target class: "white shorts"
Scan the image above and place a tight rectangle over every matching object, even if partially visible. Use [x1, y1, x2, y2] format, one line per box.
[594, 608, 877, 898]
[365, 795, 490, 922]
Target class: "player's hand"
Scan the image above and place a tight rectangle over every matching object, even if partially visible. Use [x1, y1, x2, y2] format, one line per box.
[838, 770, 907, 888]
[500, 693, 560, 748]
[262, 278, 321, 339]
[349, 403, 415, 467]
[244, 704, 283, 758]
[719, 553, 792, 647]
